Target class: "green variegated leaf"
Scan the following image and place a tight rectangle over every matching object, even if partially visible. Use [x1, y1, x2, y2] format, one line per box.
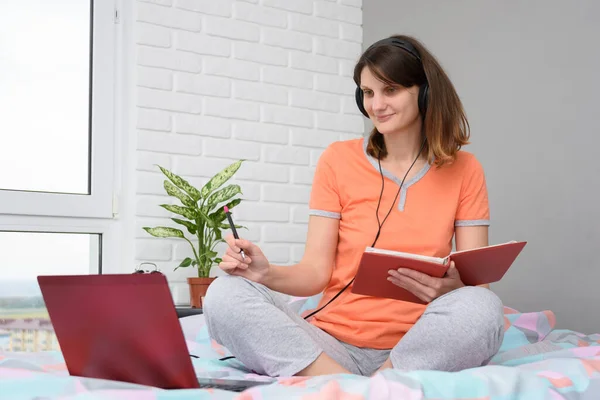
[158, 165, 201, 201]
[143, 227, 184, 238]
[208, 198, 241, 225]
[202, 250, 218, 259]
[197, 208, 214, 228]
[171, 218, 197, 235]
[209, 208, 225, 224]
[161, 204, 197, 220]
[226, 198, 242, 209]
[164, 180, 195, 207]
[214, 258, 222, 264]
[212, 226, 222, 240]
[175, 257, 193, 270]
[200, 160, 243, 198]
[219, 223, 244, 230]
[206, 185, 242, 210]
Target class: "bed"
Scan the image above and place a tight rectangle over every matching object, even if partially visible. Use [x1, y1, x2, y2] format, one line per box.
[1, 295, 599, 399]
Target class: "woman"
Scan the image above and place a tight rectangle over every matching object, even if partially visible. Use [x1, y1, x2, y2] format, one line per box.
[203, 34, 505, 378]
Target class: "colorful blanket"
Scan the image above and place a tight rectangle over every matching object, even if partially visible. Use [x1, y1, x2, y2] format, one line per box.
[1, 299, 599, 400]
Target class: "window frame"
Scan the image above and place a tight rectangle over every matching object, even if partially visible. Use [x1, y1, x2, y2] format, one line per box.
[0, 0, 116, 219]
[0, 214, 122, 275]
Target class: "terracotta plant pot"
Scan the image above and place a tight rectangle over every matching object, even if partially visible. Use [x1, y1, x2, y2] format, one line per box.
[187, 277, 216, 308]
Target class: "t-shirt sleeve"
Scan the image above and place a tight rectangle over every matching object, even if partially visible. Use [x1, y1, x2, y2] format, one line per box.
[308, 144, 342, 219]
[455, 155, 490, 226]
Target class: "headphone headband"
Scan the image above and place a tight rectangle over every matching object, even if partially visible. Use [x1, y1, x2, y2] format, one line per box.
[366, 37, 422, 62]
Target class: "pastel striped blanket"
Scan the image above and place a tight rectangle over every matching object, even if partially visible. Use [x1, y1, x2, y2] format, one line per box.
[1, 302, 599, 399]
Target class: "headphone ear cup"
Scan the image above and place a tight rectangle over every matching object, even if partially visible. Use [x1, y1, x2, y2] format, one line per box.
[355, 87, 369, 118]
[418, 83, 429, 116]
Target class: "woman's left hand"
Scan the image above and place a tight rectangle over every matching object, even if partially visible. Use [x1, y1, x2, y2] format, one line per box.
[387, 261, 465, 303]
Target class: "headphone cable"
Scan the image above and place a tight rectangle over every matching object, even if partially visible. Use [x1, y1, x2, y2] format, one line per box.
[218, 137, 426, 361]
[302, 137, 426, 321]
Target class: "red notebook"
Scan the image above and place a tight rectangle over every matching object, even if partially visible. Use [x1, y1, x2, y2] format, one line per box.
[351, 241, 527, 304]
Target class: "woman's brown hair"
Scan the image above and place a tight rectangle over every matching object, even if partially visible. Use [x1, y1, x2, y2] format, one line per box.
[353, 34, 470, 166]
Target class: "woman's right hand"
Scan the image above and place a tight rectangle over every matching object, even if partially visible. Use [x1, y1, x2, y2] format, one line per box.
[219, 234, 271, 283]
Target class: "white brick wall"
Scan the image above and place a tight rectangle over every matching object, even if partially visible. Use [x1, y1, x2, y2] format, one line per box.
[134, 0, 364, 304]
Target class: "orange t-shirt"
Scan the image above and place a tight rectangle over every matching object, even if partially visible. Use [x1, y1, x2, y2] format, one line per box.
[307, 138, 490, 349]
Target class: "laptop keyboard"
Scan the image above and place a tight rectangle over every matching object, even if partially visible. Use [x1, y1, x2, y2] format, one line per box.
[198, 383, 255, 392]
[197, 376, 274, 392]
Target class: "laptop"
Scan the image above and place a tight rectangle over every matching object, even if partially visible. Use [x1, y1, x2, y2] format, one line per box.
[37, 273, 275, 392]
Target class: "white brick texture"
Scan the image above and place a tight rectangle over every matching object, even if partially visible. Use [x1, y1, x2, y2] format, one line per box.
[233, 42, 287, 66]
[314, 2, 362, 24]
[134, 0, 363, 303]
[137, 2, 202, 32]
[205, 16, 260, 42]
[262, 145, 310, 165]
[315, 37, 362, 60]
[136, 22, 171, 48]
[290, 52, 338, 74]
[138, 66, 173, 90]
[261, 28, 312, 52]
[174, 31, 231, 57]
[175, 0, 232, 17]
[289, 14, 338, 38]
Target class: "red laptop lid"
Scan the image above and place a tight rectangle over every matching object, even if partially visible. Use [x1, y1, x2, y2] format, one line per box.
[37, 274, 199, 389]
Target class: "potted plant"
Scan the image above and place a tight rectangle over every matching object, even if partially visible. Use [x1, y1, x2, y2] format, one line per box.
[143, 160, 245, 308]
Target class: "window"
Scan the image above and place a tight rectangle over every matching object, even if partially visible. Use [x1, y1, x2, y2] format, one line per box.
[0, 232, 101, 352]
[0, 0, 115, 218]
[0, 0, 121, 352]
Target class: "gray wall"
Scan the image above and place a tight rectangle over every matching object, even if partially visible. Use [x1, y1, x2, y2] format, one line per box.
[363, 0, 600, 334]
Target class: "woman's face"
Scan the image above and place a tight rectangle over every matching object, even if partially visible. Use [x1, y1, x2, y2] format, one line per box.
[359, 67, 421, 135]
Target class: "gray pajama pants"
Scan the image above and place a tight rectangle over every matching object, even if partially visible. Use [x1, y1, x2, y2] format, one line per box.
[203, 275, 505, 377]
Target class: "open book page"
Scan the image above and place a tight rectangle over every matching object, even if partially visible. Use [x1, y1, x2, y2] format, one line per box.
[364, 247, 447, 265]
[449, 241, 518, 256]
[364, 241, 520, 265]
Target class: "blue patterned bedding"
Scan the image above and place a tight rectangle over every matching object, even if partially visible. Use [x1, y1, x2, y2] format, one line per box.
[1, 297, 599, 399]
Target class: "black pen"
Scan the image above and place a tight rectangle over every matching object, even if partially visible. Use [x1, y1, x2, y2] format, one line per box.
[224, 206, 245, 260]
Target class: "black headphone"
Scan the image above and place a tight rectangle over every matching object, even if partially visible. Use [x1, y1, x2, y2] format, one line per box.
[355, 37, 430, 118]
[219, 39, 430, 363]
